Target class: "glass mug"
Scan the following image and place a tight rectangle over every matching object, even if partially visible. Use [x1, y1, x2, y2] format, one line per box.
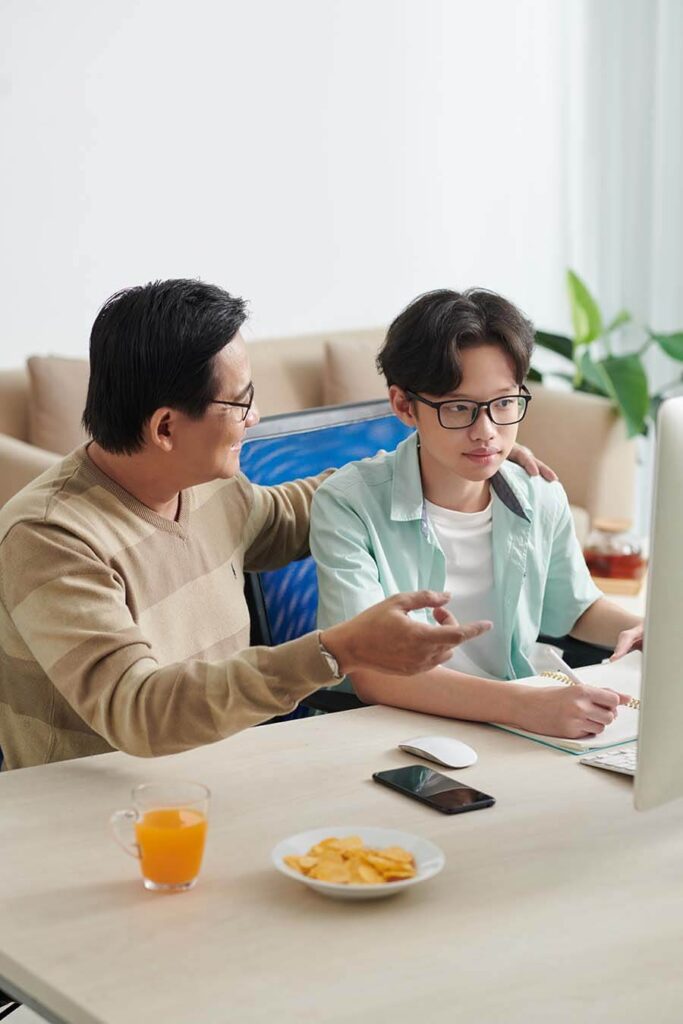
[110, 781, 210, 892]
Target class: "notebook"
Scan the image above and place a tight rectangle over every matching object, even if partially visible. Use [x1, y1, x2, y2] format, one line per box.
[492, 651, 642, 754]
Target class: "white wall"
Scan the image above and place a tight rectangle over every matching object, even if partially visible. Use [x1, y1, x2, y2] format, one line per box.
[0, 0, 574, 369]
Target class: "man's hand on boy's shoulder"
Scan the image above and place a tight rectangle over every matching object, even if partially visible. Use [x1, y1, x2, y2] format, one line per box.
[507, 444, 558, 482]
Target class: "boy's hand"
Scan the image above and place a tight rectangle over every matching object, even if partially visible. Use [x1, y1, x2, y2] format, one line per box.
[610, 623, 644, 661]
[320, 591, 492, 677]
[518, 684, 632, 739]
[508, 443, 558, 482]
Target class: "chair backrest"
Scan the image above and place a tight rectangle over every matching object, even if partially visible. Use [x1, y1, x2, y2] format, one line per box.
[241, 401, 413, 646]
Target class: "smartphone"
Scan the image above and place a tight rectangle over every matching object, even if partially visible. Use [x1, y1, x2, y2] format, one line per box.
[372, 765, 495, 815]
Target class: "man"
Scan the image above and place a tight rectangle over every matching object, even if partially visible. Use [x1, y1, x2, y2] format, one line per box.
[0, 279, 548, 770]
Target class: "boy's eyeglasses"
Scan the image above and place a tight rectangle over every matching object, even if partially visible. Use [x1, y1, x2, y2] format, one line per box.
[404, 386, 532, 430]
[210, 382, 255, 422]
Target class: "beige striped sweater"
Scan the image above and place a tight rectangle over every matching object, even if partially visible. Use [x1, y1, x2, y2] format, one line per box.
[0, 447, 335, 770]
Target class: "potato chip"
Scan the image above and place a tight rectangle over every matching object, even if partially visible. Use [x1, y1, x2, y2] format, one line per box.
[337, 835, 364, 850]
[365, 854, 404, 872]
[310, 861, 351, 884]
[283, 855, 306, 874]
[356, 861, 384, 884]
[283, 835, 417, 886]
[381, 846, 414, 863]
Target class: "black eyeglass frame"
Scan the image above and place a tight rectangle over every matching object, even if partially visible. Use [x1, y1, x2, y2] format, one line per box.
[404, 385, 532, 429]
[210, 382, 255, 421]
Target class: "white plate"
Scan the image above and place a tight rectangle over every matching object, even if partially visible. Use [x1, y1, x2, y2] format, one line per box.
[272, 825, 445, 901]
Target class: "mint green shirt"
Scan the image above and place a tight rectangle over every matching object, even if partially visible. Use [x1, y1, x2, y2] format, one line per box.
[310, 432, 601, 681]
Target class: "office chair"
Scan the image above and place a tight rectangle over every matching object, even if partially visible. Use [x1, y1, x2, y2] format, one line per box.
[241, 400, 413, 716]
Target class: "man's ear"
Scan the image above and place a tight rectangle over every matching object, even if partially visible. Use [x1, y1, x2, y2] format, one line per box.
[389, 385, 418, 428]
[147, 408, 176, 452]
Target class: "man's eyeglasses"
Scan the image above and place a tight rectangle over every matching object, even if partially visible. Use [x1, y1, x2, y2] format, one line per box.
[404, 386, 532, 430]
[210, 382, 255, 422]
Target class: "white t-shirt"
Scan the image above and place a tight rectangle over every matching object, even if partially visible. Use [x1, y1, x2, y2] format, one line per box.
[424, 498, 506, 680]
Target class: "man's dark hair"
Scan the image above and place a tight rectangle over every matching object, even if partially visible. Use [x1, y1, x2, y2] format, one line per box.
[82, 279, 248, 453]
[377, 288, 534, 396]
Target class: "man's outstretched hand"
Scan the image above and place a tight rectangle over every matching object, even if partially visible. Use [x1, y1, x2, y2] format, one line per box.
[320, 591, 492, 678]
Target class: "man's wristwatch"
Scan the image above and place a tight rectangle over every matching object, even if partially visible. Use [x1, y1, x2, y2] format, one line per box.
[317, 631, 344, 681]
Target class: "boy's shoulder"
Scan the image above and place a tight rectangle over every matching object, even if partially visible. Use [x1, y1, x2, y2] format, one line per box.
[498, 462, 568, 517]
[315, 446, 399, 499]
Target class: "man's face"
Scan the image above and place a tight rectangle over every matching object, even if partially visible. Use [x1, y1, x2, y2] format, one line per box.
[394, 344, 522, 484]
[170, 333, 260, 485]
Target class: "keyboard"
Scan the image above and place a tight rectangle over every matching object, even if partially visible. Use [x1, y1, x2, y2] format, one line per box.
[579, 745, 638, 777]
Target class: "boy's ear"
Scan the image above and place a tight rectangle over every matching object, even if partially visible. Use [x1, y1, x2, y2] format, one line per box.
[389, 385, 418, 428]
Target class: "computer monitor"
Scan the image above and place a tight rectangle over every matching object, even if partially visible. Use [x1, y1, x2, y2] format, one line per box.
[635, 396, 683, 811]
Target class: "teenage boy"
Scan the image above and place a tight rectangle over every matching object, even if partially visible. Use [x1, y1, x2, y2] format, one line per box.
[311, 289, 644, 740]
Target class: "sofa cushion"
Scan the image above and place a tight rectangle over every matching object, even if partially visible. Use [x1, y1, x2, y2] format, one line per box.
[0, 433, 61, 508]
[247, 336, 328, 415]
[517, 383, 634, 526]
[27, 356, 90, 455]
[322, 336, 387, 406]
[0, 367, 31, 441]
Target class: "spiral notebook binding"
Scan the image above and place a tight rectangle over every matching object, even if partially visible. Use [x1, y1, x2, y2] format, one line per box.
[539, 670, 640, 710]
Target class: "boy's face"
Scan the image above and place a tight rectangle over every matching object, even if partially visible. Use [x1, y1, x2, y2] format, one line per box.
[390, 343, 522, 485]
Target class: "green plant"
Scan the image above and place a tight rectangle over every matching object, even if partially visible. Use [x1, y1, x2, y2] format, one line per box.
[532, 270, 683, 437]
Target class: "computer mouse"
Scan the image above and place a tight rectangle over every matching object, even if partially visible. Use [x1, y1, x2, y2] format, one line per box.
[398, 735, 478, 769]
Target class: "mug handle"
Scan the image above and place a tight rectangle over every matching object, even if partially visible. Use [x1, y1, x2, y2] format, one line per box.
[110, 808, 141, 859]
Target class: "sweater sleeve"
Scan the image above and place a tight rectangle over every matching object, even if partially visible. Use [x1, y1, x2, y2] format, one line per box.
[241, 470, 334, 572]
[0, 521, 335, 758]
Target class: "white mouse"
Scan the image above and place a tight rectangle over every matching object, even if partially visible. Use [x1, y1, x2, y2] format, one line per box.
[398, 735, 478, 769]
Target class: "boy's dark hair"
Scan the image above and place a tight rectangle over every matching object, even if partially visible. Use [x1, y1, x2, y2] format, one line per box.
[82, 279, 248, 453]
[376, 288, 534, 395]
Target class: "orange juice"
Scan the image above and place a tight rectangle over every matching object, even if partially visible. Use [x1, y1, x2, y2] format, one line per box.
[135, 807, 208, 886]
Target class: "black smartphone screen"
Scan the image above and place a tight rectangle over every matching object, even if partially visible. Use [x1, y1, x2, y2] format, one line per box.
[372, 765, 495, 815]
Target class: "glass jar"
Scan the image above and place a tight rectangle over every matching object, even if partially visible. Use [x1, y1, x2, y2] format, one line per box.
[583, 518, 646, 581]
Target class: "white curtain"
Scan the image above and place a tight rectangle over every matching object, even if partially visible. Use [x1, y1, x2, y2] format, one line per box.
[565, 0, 683, 371]
[563, 0, 683, 529]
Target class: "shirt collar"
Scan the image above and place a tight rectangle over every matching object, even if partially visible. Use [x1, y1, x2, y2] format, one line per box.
[390, 433, 425, 521]
[490, 468, 532, 522]
[389, 431, 531, 523]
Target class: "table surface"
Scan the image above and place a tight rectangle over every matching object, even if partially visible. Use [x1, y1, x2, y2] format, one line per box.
[2, 703, 682, 1024]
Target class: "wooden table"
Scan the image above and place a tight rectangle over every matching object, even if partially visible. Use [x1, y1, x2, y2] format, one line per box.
[2, 705, 682, 1024]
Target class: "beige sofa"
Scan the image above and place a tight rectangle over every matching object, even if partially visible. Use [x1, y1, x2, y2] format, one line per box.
[0, 328, 636, 543]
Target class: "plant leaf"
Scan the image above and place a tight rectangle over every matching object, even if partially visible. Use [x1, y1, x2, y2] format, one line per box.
[554, 364, 611, 397]
[567, 269, 603, 347]
[650, 331, 683, 362]
[527, 366, 543, 382]
[605, 309, 631, 333]
[599, 355, 650, 437]
[578, 351, 611, 396]
[534, 330, 573, 362]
